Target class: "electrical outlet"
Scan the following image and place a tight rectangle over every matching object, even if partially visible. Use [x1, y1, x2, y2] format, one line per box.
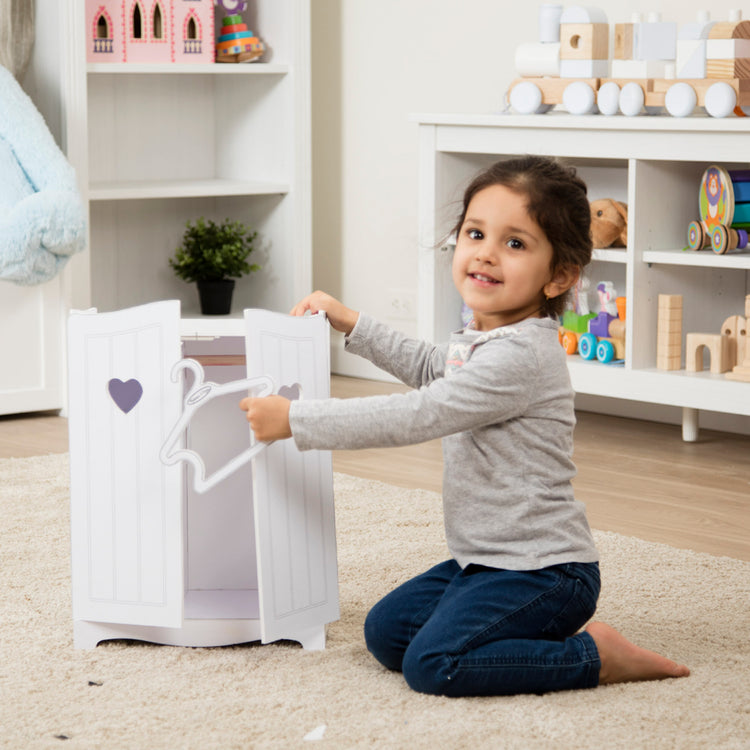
[387, 288, 417, 320]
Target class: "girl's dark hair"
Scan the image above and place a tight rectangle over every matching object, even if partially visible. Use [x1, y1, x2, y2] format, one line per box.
[452, 155, 592, 317]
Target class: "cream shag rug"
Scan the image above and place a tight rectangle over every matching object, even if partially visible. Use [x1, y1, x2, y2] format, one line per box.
[1, 454, 749, 749]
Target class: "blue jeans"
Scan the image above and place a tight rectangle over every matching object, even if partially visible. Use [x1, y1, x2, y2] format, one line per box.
[364, 559, 601, 696]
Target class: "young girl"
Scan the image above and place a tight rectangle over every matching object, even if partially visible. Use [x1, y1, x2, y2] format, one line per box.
[240, 155, 690, 697]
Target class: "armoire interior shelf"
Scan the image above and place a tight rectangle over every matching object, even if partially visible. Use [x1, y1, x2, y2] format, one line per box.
[415, 112, 750, 440]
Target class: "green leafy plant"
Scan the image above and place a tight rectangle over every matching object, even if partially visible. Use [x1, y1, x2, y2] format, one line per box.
[169, 217, 260, 283]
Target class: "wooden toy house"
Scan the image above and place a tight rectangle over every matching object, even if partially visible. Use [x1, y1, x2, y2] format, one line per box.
[68, 302, 338, 650]
[86, 0, 215, 64]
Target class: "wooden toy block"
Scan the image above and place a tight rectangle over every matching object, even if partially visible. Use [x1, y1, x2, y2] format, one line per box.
[614, 23, 634, 60]
[610, 58, 670, 78]
[658, 294, 683, 308]
[559, 59, 608, 78]
[657, 355, 682, 371]
[685, 333, 732, 373]
[706, 38, 750, 58]
[725, 364, 750, 381]
[719, 314, 747, 366]
[660, 342, 682, 357]
[635, 21, 678, 61]
[706, 59, 750, 78]
[656, 294, 682, 371]
[676, 40, 708, 78]
[678, 17, 716, 42]
[657, 330, 682, 347]
[725, 302, 750, 380]
[658, 307, 683, 323]
[708, 20, 750, 40]
[560, 23, 609, 61]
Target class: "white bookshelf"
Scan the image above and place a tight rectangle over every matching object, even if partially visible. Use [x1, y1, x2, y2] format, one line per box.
[64, 0, 312, 318]
[415, 112, 750, 439]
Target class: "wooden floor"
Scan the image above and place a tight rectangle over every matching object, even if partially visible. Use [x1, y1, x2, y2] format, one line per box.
[2, 375, 748, 561]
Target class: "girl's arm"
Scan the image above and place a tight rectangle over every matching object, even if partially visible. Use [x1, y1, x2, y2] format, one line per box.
[345, 314, 446, 389]
[290, 291, 359, 335]
[291, 291, 446, 389]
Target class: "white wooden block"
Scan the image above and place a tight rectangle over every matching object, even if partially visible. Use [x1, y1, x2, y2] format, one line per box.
[515, 41, 561, 77]
[635, 22, 678, 60]
[559, 58, 608, 78]
[706, 38, 750, 59]
[678, 20, 715, 41]
[676, 39, 707, 78]
[611, 58, 670, 78]
[560, 6, 608, 24]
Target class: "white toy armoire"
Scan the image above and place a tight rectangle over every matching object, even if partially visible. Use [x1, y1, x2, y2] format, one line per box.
[68, 301, 338, 651]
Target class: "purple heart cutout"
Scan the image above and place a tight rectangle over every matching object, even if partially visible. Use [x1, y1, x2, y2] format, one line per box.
[108, 378, 143, 414]
[278, 383, 302, 402]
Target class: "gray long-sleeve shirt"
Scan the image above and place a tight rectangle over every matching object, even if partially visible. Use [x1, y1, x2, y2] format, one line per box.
[289, 313, 598, 571]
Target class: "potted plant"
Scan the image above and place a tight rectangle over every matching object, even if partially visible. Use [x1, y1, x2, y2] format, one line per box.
[169, 217, 260, 315]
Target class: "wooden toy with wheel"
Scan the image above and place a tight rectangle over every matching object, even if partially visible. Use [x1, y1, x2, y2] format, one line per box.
[687, 165, 750, 254]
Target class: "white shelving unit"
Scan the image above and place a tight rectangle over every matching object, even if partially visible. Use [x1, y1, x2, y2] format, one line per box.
[63, 0, 312, 318]
[0, 0, 67, 416]
[415, 113, 750, 440]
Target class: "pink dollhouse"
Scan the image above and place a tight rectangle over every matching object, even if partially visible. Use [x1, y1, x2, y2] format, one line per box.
[86, 0, 215, 64]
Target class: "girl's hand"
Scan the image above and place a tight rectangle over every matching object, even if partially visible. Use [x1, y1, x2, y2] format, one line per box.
[290, 291, 359, 335]
[239, 395, 292, 442]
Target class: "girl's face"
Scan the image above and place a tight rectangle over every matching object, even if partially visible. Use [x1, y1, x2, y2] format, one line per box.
[452, 184, 576, 331]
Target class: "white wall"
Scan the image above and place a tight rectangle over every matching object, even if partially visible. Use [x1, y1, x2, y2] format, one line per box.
[310, 0, 748, 382]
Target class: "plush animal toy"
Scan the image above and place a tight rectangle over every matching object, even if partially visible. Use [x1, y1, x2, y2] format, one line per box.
[0, 64, 85, 284]
[590, 198, 628, 248]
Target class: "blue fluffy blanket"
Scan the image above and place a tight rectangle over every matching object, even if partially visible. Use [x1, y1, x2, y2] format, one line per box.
[0, 65, 85, 285]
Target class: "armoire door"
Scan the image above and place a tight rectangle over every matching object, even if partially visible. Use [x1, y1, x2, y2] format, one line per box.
[243, 309, 339, 644]
[68, 300, 184, 627]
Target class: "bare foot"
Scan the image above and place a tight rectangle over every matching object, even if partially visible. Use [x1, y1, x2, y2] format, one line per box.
[585, 621, 690, 685]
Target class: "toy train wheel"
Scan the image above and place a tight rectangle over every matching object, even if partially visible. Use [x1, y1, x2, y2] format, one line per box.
[619, 82, 645, 117]
[578, 333, 597, 360]
[597, 81, 620, 116]
[561, 330, 578, 355]
[562, 81, 596, 115]
[665, 82, 697, 118]
[705, 82, 737, 119]
[687, 220, 708, 250]
[508, 81, 551, 115]
[711, 224, 730, 254]
[596, 340, 615, 364]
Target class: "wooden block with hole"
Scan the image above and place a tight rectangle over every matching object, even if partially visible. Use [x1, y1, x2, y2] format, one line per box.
[685, 333, 732, 373]
[560, 23, 608, 60]
[614, 23, 634, 60]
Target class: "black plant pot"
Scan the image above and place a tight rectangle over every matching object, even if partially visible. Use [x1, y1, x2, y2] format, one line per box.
[197, 279, 235, 315]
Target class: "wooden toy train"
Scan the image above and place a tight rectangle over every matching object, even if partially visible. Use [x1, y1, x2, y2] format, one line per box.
[508, 6, 750, 118]
[559, 281, 626, 363]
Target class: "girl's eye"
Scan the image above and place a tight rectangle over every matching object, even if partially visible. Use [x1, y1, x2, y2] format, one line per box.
[467, 228, 483, 240]
[507, 238, 525, 250]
